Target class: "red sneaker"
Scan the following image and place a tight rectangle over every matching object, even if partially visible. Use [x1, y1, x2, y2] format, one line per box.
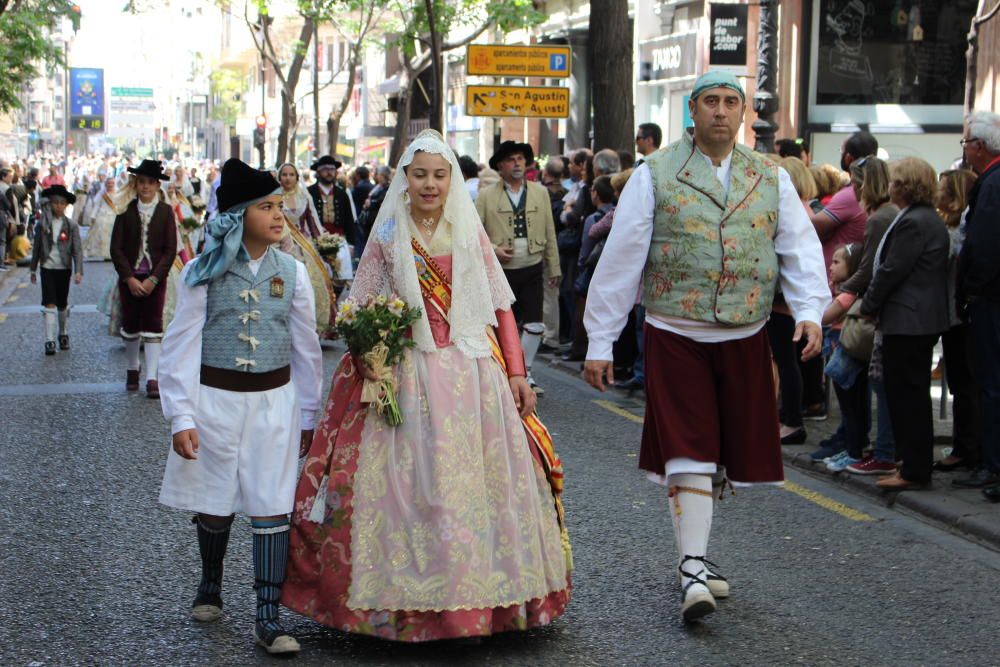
[846, 456, 896, 475]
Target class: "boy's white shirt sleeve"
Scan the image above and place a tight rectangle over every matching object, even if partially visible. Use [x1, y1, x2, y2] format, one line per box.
[290, 260, 324, 429]
[159, 261, 207, 435]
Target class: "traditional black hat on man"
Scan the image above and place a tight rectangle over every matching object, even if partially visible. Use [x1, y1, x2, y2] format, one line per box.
[127, 159, 170, 181]
[310, 155, 343, 171]
[489, 140, 535, 171]
[215, 158, 281, 213]
[41, 184, 76, 204]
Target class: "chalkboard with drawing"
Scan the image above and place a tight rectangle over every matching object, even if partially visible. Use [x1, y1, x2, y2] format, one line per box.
[816, 0, 977, 106]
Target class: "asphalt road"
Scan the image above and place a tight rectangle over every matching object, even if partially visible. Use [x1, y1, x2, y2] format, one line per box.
[2, 261, 999, 666]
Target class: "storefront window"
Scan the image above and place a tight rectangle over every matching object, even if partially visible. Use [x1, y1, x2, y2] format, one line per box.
[815, 0, 977, 106]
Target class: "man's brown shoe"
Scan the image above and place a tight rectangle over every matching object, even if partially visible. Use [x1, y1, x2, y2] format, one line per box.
[146, 379, 160, 399]
[126, 369, 140, 391]
[876, 471, 928, 491]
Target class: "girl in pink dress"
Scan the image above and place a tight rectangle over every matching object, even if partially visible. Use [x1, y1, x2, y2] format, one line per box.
[283, 130, 571, 642]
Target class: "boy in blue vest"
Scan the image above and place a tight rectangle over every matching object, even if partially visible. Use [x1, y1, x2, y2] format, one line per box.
[157, 159, 324, 654]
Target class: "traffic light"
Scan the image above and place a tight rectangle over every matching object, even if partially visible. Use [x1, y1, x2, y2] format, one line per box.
[253, 115, 266, 150]
[69, 4, 82, 33]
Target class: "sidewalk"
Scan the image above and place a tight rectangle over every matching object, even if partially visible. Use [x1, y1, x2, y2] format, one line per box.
[541, 350, 1000, 552]
[0, 263, 27, 304]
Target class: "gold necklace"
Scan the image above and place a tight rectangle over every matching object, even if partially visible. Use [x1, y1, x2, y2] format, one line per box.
[419, 217, 436, 229]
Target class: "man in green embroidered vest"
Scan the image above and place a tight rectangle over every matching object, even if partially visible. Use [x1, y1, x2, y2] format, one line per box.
[583, 71, 829, 623]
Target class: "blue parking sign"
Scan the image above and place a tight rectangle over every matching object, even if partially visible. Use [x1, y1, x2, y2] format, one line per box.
[550, 54, 568, 72]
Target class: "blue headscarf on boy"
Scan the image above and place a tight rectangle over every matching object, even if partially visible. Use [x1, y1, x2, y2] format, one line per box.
[185, 158, 282, 287]
[184, 188, 281, 287]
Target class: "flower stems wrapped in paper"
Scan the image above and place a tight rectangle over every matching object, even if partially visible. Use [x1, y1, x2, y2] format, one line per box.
[314, 233, 345, 275]
[336, 295, 422, 426]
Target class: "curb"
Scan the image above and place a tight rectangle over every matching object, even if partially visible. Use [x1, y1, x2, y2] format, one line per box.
[540, 352, 1000, 552]
[781, 449, 1000, 551]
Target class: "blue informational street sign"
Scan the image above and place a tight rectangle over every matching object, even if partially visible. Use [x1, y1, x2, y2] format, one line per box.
[549, 53, 568, 72]
[69, 67, 105, 131]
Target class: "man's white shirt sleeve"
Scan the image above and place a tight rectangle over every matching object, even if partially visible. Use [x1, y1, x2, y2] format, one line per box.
[583, 163, 654, 361]
[774, 168, 829, 326]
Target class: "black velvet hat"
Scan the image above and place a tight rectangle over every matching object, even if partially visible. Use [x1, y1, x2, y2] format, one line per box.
[215, 158, 280, 213]
[310, 155, 342, 171]
[41, 184, 76, 204]
[489, 140, 535, 171]
[127, 159, 169, 181]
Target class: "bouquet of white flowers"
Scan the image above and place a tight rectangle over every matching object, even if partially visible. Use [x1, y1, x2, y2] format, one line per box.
[335, 294, 422, 426]
[314, 233, 345, 275]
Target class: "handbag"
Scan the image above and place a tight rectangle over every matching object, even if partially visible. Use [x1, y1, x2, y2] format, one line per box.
[557, 225, 580, 253]
[839, 299, 876, 362]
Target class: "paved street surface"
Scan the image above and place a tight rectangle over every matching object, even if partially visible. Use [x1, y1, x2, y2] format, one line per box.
[2, 261, 1000, 666]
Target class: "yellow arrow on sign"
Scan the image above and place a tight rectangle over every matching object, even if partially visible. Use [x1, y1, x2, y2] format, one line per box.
[465, 85, 570, 119]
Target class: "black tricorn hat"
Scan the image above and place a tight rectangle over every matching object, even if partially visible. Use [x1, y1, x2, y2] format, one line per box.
[310, 155, 342, 171]
[41, 184, 76, 204]
[215, 158, 280, 213]
[127, 159, 170, 181]
[489, 140, 534, 171]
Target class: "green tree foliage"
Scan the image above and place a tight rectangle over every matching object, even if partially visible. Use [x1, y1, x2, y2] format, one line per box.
[394, 0, 544, 60]
[209, 68, 247, 126]
[387, 0, 544, 161]
[0, 0, 77, 113]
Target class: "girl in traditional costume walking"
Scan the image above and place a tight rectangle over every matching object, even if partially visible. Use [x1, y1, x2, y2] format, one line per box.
[283, 130, 572, 642]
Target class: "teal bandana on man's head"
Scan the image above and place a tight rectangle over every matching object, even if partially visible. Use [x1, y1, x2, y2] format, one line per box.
[691, 70, 746, 103]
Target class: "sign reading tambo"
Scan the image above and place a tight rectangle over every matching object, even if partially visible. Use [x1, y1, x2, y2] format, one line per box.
[467, 45, 571, 78]
[466, 85, 570, 119]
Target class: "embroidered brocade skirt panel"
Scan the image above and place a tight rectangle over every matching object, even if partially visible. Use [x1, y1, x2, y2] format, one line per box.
[283, 349, 571, 642]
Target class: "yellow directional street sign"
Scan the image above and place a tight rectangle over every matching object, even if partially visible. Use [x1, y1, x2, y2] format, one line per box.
[466, 44, 572, 78]
[466, 85, 570, 119]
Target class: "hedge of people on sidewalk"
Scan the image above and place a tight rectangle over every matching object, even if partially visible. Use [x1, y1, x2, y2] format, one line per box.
[762, 115, 1000, 502]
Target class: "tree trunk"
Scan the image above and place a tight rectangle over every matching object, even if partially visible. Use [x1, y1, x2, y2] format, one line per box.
[286, 103, 298, 164]
[588, 0, 634, 152]
[326, 47, 362, 157]
[273, 17, 314, 168]
[326, 115, 340, 158]
[389, 85, 414, 167]
[277, 91, 294, 165]
[424, 0, 443, 133]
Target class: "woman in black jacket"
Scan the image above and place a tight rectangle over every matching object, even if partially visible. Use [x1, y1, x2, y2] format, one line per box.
[861, 157, 951, 490]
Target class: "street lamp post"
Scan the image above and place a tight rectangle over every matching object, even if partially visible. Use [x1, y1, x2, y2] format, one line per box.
[752, 0, 779, 154]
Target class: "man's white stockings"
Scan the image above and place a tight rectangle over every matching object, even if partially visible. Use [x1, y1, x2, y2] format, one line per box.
[668, 473, 717, 621]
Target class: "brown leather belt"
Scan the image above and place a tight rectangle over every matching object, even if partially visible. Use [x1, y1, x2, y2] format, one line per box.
[200, 365, 291, 392]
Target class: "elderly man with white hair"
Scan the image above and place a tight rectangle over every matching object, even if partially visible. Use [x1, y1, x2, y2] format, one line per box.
[958, 110, 1000, 503]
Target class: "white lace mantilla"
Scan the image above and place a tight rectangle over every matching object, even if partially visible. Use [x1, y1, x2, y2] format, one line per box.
[349, 130, 514, 358]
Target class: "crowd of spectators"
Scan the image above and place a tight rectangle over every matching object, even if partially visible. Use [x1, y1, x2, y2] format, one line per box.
[7, 116, 999, 504]
[768, 114, 1000, 501]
